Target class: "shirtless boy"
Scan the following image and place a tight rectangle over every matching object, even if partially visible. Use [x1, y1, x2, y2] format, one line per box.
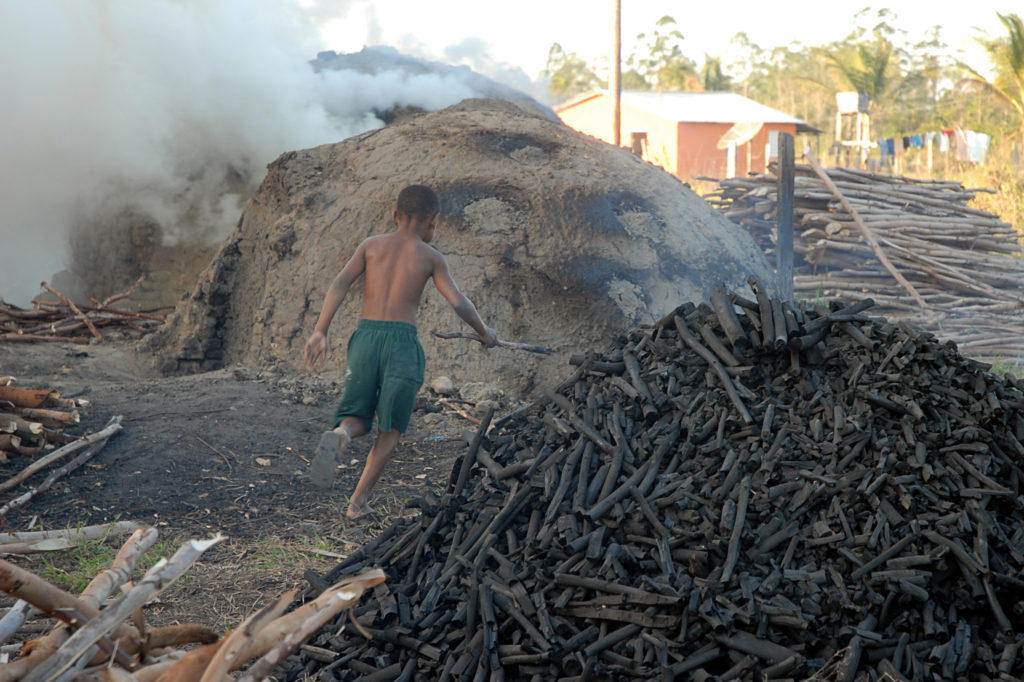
[304, 185, 497, 518]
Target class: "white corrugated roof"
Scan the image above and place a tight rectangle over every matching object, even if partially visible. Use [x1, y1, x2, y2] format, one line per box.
[561, 90, 818, 132]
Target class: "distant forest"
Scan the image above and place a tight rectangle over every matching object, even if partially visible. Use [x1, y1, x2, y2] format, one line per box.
[541, 10, 1024, 157]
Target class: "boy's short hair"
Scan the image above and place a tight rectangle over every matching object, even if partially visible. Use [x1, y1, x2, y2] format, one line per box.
[396, 185, 440, 221]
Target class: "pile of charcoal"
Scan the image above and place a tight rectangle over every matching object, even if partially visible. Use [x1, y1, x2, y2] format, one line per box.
[292, 278, 1024, 681]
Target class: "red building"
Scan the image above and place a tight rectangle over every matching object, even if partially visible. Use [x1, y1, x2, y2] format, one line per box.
[555, 90, 819, 181]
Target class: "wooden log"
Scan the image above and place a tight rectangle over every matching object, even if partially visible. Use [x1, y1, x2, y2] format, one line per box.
[0, 559, 140, 637]
[709, 286, 746, 348]
[0, 422, 123, 495]
[698, 323, 741, 367]
[151, 641, 224, 682]
[556, 606, 677, 628]
[23, 535, 225, 682]
[747, 275, 775, 346]
[721, 475, 750, 583]
[197, 588, 296, 682]
[0, 417, 123, 518]
[40, 282, 102, 340]
[0, 521, 143, 548]
[543, 389, 616, 455]
[713, 631, 801, 665]
[15, 408, 79, 426]
[432, 330, 552, 354]
[777, 131, 795, 301]
[0, 386, 60, 408]
[673, 316, 752, 424]
[82, 527, 159, 616]
[770, 297, 789, 348]
[233, 571, 385, 682]
[0, 413, 44, 437]
[451, 406, 494, 500]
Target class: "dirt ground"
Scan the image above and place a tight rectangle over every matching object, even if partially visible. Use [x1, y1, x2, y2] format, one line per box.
[0, 337, 503, 632]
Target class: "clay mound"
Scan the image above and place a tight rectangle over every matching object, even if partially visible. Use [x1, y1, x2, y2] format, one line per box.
[148, 98, 776, 395]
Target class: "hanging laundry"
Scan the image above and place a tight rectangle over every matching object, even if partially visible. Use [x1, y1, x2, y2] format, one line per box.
[902, 136, 912, 149]
[940, 130, 953, 153]
[970, 131, 990, 163]
[955, 129, 970, 162]
[924, 132, 936, 147]
[910, 134, 923, 148]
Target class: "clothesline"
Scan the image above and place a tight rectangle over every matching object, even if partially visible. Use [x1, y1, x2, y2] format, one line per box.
[877, 128, 990, 164]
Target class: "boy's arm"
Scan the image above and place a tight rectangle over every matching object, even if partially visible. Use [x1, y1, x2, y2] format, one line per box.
[432, 254, 497, 347]
[304, 243, 368, 366]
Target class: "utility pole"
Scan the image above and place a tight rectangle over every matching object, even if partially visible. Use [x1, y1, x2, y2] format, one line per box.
[612, 0, 621, 146]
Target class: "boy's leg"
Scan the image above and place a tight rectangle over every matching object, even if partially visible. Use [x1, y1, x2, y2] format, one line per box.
[346, 321, 423, 516]
[347, 428, 401, 517]
[335, 417, 368, 440]
[313, 323, 379, 489]
[310, 417, 368, 488]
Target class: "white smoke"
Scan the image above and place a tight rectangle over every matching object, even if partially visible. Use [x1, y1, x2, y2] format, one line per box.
[0, 0, 546, 305]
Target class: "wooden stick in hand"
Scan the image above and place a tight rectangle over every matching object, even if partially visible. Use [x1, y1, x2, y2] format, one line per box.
[432, 331, 552, 354]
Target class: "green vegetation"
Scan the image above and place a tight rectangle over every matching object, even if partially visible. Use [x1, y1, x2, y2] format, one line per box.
[984, 356, 1024, 379]
[542, 10, 1024, 232]
[35, 537, 189, 594]
[540, 43, 602, 99]
[36, 537, 119, 593]
[247, 534, 336, 571]
[958, 13, 1024, 141]
[626, 16, 701, 92]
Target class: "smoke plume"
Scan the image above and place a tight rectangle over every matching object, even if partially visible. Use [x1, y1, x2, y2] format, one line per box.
[0, 0, 548, 305]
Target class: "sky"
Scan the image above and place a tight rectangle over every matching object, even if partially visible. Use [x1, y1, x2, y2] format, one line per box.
[0, 0, 1017, 306]
[309, 0, 1016, 82]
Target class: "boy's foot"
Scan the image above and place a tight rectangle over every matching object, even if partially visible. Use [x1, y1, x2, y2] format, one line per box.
[346, 501, 376, 520]
[309, 430, 349, 489]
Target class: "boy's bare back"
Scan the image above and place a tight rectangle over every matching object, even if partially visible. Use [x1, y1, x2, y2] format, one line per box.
[358, 232, 439, 325]
[304, 201, 495, 369]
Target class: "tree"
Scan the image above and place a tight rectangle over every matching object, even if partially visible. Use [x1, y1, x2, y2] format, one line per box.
[729, 34, 833, 135]
[541, 43, 602, 100]
[821, 37, 898, 99]
[626, 16, 701, 91]
[902, 26, 955, 132]
[816, 10, 907, 104]
[802, 10, 923, 136]
[701, 54, 732, 92]
[620, 67, 647, 90]
[957, 13, 1024, 141]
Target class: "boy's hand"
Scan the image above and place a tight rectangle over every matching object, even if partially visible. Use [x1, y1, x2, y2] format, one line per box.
[478, 327, 499, 348]
[305, 331, 329, 367]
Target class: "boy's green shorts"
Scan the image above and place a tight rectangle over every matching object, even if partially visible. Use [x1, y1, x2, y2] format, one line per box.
[332, 319, 425, 433]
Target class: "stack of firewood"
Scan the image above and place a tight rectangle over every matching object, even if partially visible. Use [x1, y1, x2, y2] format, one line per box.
[0, 378, 87, 459]
[288, 279, 1024, 681]
[0, 527, 385, 681]
[703, 165, 1024, 359]
[0, 381, 125, 522]
[0, 280, 165, 343]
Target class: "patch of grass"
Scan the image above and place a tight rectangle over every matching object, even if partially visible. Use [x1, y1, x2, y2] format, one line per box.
[33, 536, 195, 594]
[983, 357, 1024, 380]
[246, 534, 337, 572]
[954, 148, 1024, 238]
[36, 538, 119, 593]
